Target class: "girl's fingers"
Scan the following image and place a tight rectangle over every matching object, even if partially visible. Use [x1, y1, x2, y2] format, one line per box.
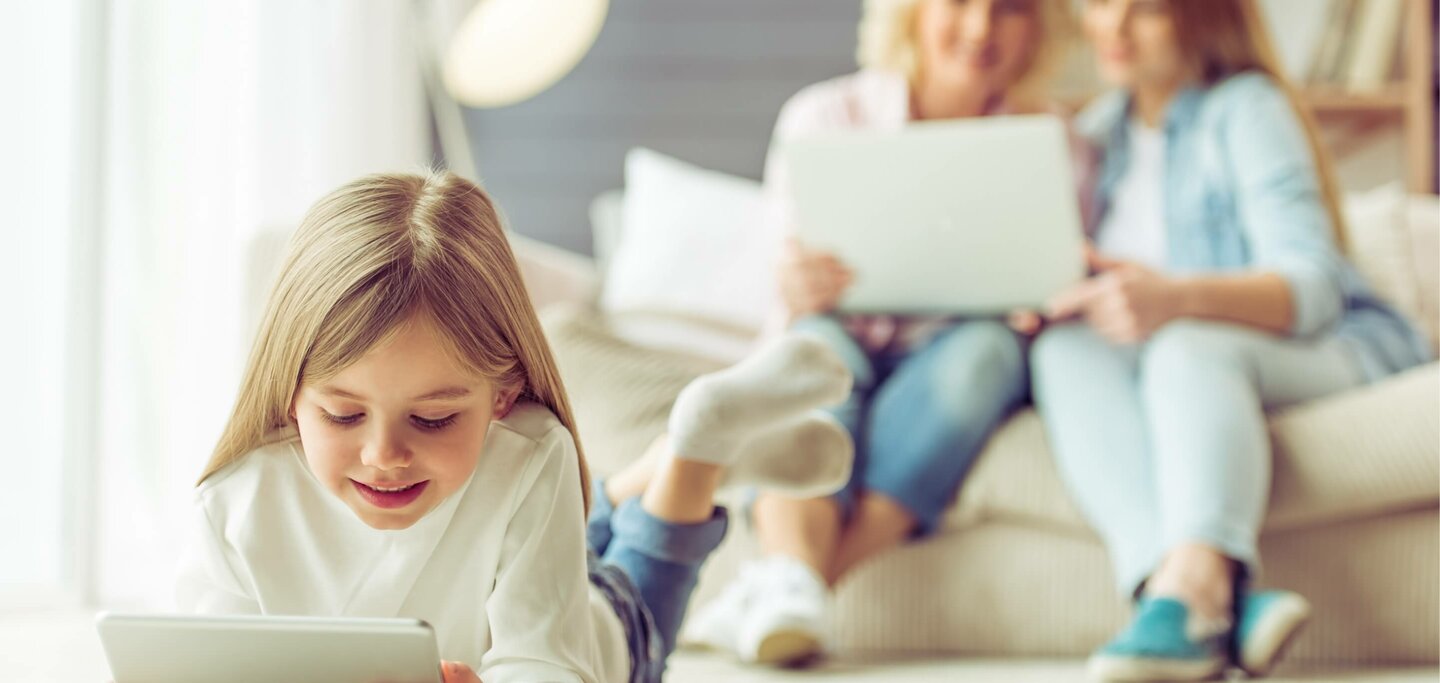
[441, 661, 483, 683]
[1047, 279, 1101, 320]
[1084, 244, 1125, 274]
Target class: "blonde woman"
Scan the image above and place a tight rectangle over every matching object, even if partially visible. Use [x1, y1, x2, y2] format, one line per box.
[1030, 1, 1432, 680]
[684, 0, 1084, 666]
[178, 171, 858, 683]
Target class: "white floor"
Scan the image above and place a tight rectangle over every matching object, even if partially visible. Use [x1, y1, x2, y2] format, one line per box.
[668, 651, 1439, 682]
[6, 609, 1436, 683]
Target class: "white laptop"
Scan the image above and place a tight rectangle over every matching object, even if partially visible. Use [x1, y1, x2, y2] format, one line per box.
[96, 613, 443, 683]
[783, 114, 1086, 314]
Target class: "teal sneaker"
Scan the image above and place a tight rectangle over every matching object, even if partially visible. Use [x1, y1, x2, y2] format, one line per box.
[1088, 597, 1229, 682]
[1234, 590, 1311, 677]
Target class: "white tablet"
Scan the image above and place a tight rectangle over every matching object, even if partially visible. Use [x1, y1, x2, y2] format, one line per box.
[96, 613, 444, 683]
[784, 114, 1086, 314]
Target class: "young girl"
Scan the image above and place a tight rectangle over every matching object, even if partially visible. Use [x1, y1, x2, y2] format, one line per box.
[1030, 1, 1432, 681]
[687, 0, 1083, 666]
[176, 171, 856, 683]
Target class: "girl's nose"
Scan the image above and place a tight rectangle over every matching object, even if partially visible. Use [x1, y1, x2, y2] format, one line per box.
[960, 4, 995, 44]
[360, 428, 412, 470]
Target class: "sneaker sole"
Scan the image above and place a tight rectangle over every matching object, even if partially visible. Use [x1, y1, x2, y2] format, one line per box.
[1240, 594, 1312, 677]
[752, 628, 823, 667]
[1087, 653, 1226, 682]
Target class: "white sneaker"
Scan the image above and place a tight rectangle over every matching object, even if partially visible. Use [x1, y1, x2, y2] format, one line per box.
[682, 560, 767, 654]
[735, 555, 831, 666]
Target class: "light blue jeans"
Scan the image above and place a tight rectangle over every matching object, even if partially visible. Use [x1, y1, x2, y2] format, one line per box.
[792, 315, 1029, 535]
[1031, 320, 1363, 596]
[586, 479, 728, 683]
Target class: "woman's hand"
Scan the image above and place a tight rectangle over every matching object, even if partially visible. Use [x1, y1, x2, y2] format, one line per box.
[1007, 309, 1045, 337]
[777, 237, 853, 317]
[441, 660, 483, 683]
[1046, 248, 1188, 344]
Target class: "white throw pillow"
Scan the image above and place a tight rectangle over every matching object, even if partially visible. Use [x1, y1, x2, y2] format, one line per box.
[600, 148, 779, 335]
[1404, 195, 1439, 351]
[1342, 183, 1423, 324]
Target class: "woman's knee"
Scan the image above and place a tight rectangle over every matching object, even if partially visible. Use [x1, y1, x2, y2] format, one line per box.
[1031, 323, 1105, 386]
[1141, 320, 1258, 381]
[790, 314, 875, 388]
[921, 321, 1028, 409]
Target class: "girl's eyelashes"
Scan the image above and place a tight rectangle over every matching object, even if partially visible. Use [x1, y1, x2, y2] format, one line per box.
[318, 409, 459, 431]
[322, 410, 363, 425]
[412, 414, 459, 431]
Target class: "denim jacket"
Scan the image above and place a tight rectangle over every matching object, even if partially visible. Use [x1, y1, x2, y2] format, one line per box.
[1077, 71, 1432, 381]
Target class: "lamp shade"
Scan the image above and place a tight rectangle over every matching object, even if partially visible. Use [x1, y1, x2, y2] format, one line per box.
[442, 0, 609, 108]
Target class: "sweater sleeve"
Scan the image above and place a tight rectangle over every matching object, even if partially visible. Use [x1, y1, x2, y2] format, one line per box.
[478, 427, 606, 683]
[173, 494, 261, 615]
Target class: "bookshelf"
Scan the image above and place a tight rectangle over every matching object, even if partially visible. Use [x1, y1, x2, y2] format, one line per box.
[1399, 0, 1435, 192]
[1301, 0, 1436, 192]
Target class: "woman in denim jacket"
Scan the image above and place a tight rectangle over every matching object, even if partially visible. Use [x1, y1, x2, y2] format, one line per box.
[1028, 1, 1432, 681]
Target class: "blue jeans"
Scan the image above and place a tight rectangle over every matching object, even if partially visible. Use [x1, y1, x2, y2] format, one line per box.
[586, 479, 728, 683]
[791, 315, 1030, 535]
[1031, 320, 1364, 596]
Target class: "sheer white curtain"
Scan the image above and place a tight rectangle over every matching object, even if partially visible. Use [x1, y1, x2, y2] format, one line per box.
[0, 0, 94, 612]
[87, 0, 429, 607]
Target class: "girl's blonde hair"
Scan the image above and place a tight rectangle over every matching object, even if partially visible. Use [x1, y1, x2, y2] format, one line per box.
[1166, 0, 1348, 247]
[201, 171, 592, 515]
[856, 0, 1075, 109]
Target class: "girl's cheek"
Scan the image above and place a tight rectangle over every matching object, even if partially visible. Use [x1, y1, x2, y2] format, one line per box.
[299, 428, 358, 480]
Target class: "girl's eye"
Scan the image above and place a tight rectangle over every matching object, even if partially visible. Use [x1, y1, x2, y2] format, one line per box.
[412, 414, 459, 431]
[323, 410, 363, 425]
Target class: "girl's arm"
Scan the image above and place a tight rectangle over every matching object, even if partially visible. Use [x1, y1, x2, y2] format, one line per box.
[478, 428, 597, 683]
[1047, 250, 1292, 343]
[174, 500, 261, 614]
[1169, 272, 1292, 334]
[1046, 77, 1347, 343]
[1220, 74, 1347, 337]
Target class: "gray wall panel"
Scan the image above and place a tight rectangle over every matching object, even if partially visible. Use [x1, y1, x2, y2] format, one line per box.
[463, 1, 864, 254]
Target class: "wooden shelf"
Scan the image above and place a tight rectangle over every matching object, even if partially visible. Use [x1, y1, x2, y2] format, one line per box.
[1301, 86, 1408, 112]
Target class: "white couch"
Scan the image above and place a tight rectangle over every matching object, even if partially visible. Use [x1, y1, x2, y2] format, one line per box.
[515, 180, 1440, 670]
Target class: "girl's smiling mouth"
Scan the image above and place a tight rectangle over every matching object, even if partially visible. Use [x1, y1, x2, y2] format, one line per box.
[350, 479, 430, 509]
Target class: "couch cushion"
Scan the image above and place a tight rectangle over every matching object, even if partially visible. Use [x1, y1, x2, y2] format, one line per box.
[542, 304, 726, 476]
[546, 305, 1439, 537]
[951, 362, 1440, 536]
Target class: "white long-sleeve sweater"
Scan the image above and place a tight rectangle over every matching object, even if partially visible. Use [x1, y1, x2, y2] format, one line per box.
[175, 402, 629, 683]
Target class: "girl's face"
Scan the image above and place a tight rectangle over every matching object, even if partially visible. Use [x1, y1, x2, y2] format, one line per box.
[292, 314, 518, 530]
[1083, 0, 1188, 89]
[913, 0, 1041, 98]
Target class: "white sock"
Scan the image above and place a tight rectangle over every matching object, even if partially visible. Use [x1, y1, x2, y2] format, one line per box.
[668, 333, 852, 465]
[719, 412, 853, 498]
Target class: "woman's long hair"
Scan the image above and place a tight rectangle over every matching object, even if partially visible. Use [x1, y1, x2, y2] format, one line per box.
[1167, 0, 1348, 247]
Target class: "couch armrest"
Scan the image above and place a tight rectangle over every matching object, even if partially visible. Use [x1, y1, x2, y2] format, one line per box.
[509, 232, 600, 311]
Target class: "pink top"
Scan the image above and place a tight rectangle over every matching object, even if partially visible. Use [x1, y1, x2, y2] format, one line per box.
[760, 68, 1096, 353]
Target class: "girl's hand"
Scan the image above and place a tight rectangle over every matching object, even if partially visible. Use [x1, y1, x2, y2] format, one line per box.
[441, 660, 483, 683]
[777, 237, 853, 317]
[1046, 247, 1186, 344]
